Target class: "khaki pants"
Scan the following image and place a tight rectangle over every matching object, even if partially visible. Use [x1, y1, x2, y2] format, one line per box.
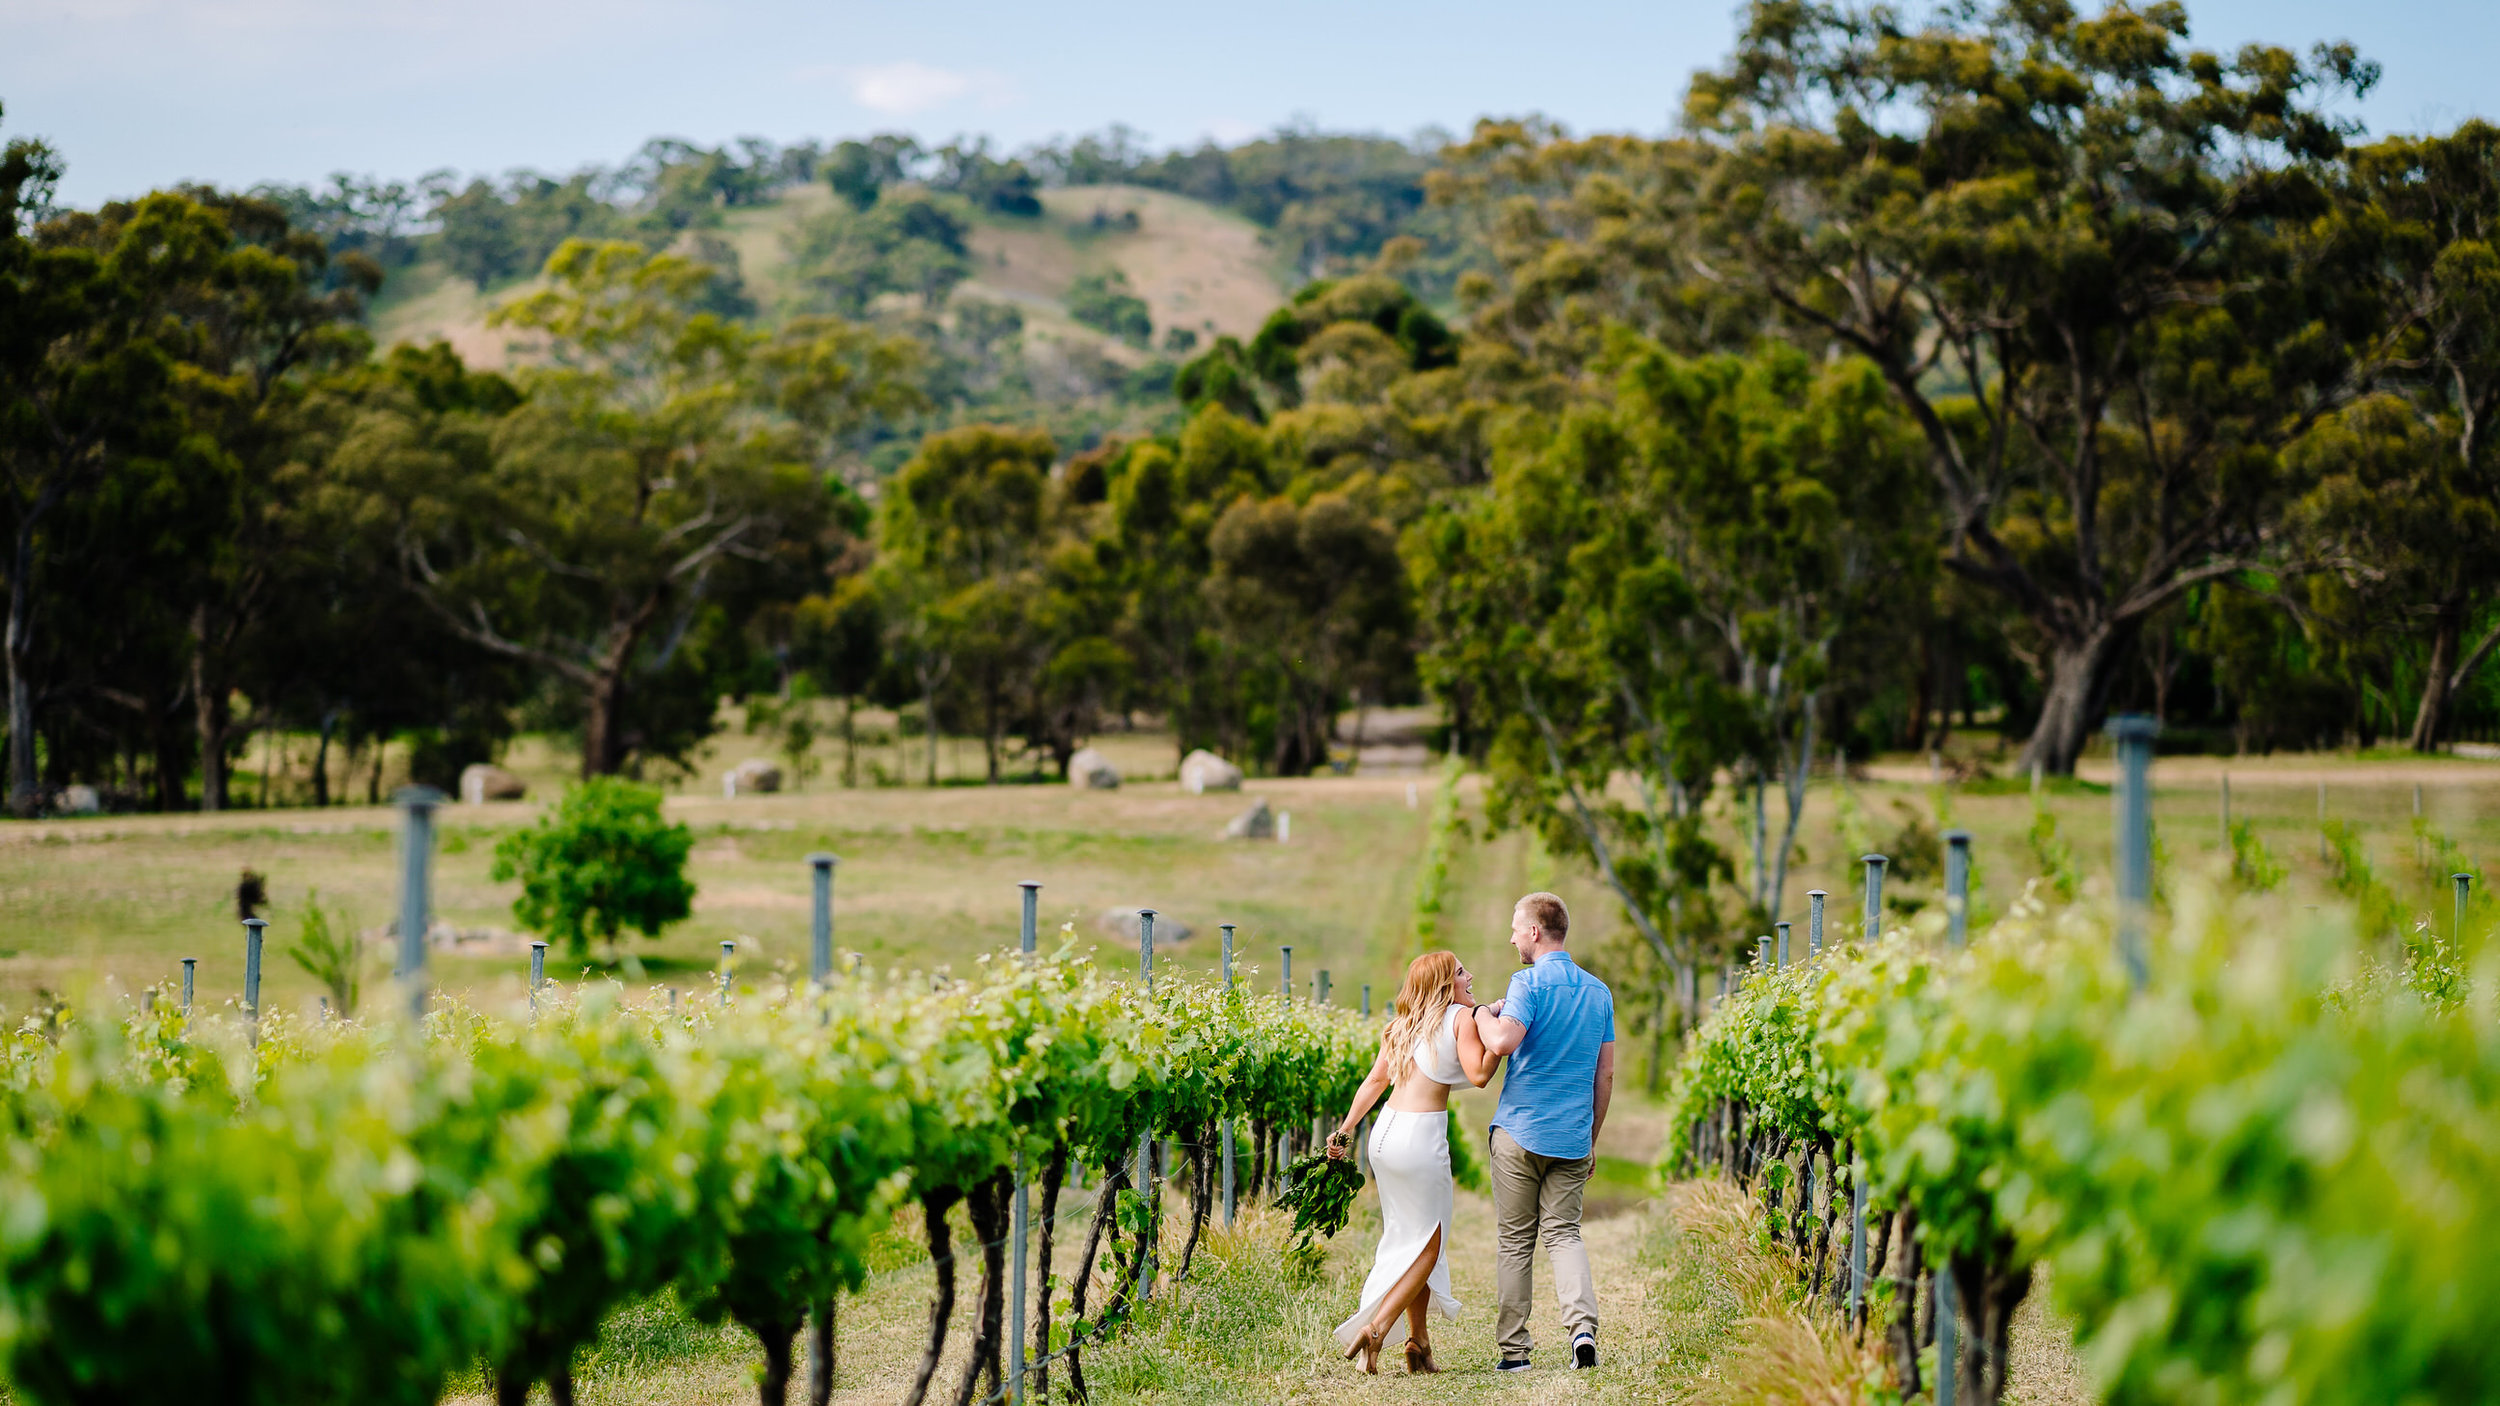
[1489, 1126, 1598, 1359]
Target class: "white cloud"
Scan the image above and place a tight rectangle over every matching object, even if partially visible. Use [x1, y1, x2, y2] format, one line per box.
[1204, 116, 1261, 144]
[843, 61, 1004, 117]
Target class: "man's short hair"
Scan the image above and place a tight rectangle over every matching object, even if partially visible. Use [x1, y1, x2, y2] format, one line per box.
[1516, 892, 1570, 943]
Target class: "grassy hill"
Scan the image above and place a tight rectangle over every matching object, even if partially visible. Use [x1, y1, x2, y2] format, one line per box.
[366, 182, 1292, 370]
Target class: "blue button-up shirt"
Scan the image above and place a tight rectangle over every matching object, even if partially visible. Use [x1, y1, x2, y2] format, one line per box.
[1489, 951, 1615, 1160]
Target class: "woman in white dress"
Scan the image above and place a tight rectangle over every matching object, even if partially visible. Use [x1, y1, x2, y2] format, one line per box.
[1324, 950, 1497, 1374]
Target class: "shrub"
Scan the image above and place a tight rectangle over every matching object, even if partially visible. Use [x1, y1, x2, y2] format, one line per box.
[490, 779, 695, 957]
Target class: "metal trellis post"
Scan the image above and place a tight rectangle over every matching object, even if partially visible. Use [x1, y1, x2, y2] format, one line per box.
[529, 942, 547, 1014]
[393, 785, 445, 1020]
[719, 941, 734, 1006]
[1137, 908, 1157, 1303]
[1010, 880, 1040, 1403]
[1755, 934, 1772, 975]
[1861, 854, 1888, 942]
[242, 917, 266, 1042]
[1848, 1154, 1867, 1328]
[1776, 921, 1791, 969]
[1318, 969, 1330, 1005]
[1807, 890, 1826, 960]
[2318, 779, 2329, 862]
[810, 853, 839, 987]
[2110, 714, 2158, 990]
[1221, 922, 1236, 1227]
[1944, 830, 1972, 950]
[2456, 873, 2474, 949]
[1361, 983, 1371, 1016]
[181, 957, 195, 1015]
[1280, 945, 1292, 1000]
[1936, 1264, 1960, 1406]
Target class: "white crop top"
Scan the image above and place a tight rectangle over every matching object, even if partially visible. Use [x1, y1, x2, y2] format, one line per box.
[1404, 1005, 1466, 1087]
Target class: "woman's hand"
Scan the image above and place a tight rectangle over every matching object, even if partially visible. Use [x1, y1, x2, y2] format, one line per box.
[1325, 1128, 1354, 1160]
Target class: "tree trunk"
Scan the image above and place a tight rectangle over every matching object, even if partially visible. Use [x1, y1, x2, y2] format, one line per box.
[311, 709, 338, 807]
[1066, 1158, 1128, 1403]
[983, 683, 1002, 785]
[1887, 1208, 1922, 1399]
[1029, 1147, 1068, 1403]
[583, 665, 628, 778]
[752, 1315, 800, 1406]
[1906, 630, 1932, 751]
[549, 1366, 577, 1406]
[2411, 595, 2465, 752]
[2018, 624, 2135, 776]
[1950, 1246, 2031, 1406]
[951, 1171, 1010, 1406]
[152, 703, 189, 812]
[191, 604, 229, 811]
[901, 1190, 963, 1406]
[840, 697, 857, 788]
[1174, 1126, 1212, 1282]
[3, 511, 37, 818]
[922, 676, 939, 787]
[805, 1296, 836, 1406]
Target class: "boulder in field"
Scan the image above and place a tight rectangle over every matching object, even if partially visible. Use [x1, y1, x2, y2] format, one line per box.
[1179, 748, 1243, 794]
[1222, 797, 1275, 840]
[724, 759, 783, 797]
[57, 784, 102, 816]
[1069, 747, 1121, 789]
[459, 764, 527, 804]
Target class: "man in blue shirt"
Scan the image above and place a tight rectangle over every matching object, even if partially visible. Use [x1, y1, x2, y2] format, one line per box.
[1473, 891, 1615, 1372]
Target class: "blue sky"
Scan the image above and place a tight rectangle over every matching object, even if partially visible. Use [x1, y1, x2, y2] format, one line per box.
[9, 0, 2498, 208]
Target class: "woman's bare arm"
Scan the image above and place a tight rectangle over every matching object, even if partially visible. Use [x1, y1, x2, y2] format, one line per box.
[1455, 1006, 1498, 1087]
[1329, 1046, 1394, 1155]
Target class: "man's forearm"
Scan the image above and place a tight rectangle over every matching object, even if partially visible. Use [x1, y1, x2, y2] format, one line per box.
[1590, 1046, 1616, 1147]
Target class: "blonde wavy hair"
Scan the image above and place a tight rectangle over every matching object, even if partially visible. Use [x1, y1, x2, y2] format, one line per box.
[1380, 951, 1462, 1082]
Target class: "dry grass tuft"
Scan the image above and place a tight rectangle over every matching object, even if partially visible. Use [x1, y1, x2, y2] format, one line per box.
[1670, 1179, 1889, 1406]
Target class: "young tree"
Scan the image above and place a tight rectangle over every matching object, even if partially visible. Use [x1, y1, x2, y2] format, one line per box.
[490, 777, 695, 957]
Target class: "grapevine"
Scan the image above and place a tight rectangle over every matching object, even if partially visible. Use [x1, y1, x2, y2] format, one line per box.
[1664, 882, 2500, 1405]
[0, 950, 1374, 1406]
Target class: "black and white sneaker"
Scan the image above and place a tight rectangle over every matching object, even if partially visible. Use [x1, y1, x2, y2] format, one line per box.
[1495, 1356, 1533, 1373]
[1573, 1334, 1598, 1369]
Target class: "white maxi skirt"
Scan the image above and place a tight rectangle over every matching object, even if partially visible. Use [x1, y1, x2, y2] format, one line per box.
[1332, 1108, 1461, 1350]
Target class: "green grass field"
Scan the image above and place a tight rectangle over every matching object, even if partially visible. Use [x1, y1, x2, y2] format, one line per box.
[5, 731, 2495, 1027]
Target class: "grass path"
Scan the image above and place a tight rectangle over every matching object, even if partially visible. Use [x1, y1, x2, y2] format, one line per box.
[1081, 1187, 1706, 1405]
[441, 1165, 2088, 1406]
[441, 1174, 1722, 1406]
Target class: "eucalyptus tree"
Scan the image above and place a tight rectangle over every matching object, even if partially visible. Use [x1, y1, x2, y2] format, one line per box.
[390, 239, 906, 777]
[2318, 122, 2500, 749]
[871, 424, 1054, 782]
[1676, 0, 2383, 771]
[1410, 339, 1926, 1023]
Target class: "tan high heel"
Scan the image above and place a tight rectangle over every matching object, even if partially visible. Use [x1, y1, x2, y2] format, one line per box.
[1342, 1325, 1383, 1374]
[1405, 1339, 1440, 1374]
